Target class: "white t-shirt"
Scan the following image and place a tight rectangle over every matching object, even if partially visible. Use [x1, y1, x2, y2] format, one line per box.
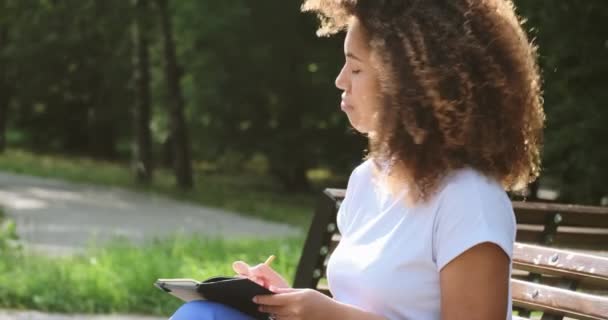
[326, 160, 516, 320]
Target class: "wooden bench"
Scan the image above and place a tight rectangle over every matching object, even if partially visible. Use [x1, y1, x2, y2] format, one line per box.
[511, 201, 608, 249]
[294, 189, 608, 320]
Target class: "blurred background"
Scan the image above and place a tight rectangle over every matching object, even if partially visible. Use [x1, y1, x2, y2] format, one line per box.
[0, 0, 606, 318]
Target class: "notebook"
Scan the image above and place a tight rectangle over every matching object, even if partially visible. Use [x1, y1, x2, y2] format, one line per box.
[155, 276, 274, 320]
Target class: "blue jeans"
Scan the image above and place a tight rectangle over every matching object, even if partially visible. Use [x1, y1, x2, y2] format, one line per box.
[170, 300, 256, 320]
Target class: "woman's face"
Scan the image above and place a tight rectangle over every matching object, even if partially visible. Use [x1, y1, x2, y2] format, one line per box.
[335, 18, 381, 134]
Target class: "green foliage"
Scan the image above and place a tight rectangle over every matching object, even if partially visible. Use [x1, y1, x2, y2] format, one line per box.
[0, 206, 20, 254]
[0, 0, 606, 200]
[0, 217, 21, 255]
[2, 0, 134, 157]
[172, 0, 365, 189]
[0, 234, 303, 315]
[516, 0, 608, 203]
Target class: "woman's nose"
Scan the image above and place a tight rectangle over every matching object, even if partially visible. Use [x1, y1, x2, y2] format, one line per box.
[335, 65, 349, 91]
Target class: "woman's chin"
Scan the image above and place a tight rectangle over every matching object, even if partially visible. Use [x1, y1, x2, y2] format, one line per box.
[349, 120, 370, 134]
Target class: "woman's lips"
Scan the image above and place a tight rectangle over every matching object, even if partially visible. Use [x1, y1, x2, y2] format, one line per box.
[341, 101, 353, 111]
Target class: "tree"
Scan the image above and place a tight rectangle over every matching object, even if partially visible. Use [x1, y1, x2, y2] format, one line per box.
[156, 0, 194, 189]
[132, 0, 154, 183]
[516, 0, 608, 204]
[0, 22, 8, 153]
[2, 0, 133, 158]
[1, 0, 605, 202]
[173, 0, 365, 192]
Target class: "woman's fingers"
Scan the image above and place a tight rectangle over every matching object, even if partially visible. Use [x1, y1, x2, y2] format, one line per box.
[232, 261, 251, 276]
[250, 264, 290, 288]
[258, 305, 290, 318]
[233, 261, 268, 287]
[233, 260, 290, 289]
[250, 264, 273, 280]
[251, 275, 265, 287]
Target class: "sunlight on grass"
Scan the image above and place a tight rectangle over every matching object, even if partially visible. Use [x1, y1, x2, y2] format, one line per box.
[0, 235, 304, 316]
[0, 150, 311, 315]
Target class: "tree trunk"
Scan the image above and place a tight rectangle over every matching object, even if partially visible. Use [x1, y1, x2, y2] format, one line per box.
[162, 132, 174, 167]
[0, 24, 8, 153]
[132, 0, 154, 184]
[0, 89, 6, 154]
[157, 0, 193, 189]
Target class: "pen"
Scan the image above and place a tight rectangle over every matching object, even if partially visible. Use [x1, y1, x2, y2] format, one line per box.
[264, 255, 276, 266]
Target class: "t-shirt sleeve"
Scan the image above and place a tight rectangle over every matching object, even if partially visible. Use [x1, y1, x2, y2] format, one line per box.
[433, 174, 516, 271]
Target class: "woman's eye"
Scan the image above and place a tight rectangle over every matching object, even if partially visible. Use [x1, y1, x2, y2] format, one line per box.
[351, 69, 361, 75]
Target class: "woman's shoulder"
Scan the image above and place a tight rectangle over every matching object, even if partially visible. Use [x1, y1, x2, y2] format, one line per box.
[431, 167, 517, 269]
[433, 167, 515, 221]
[347, 158, 375, 183]
[440, 167, 507, 199]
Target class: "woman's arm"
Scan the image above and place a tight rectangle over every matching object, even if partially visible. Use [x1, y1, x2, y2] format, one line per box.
[330, 300, 388, 320]
[440, 242, 510, 320]
[254, 287, 388, 320]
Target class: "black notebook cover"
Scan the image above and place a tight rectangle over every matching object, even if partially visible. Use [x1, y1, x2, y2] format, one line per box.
[197, 276, 274, 320]
[154, 277, 273, 320]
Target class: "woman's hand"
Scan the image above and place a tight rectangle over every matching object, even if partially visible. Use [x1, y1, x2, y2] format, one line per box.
[232, 260, 291, 289]
[253, 287, 340, 320]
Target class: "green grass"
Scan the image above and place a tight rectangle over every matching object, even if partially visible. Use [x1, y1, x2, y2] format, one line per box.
[0, 150, 312, 315]
[0, 149, 318, 228]
[0, 235, 304, 316]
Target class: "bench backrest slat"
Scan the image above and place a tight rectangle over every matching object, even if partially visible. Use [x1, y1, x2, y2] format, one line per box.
[514, 202, 608, 228]
[512, 279, 608, 320]
[294, 190, 339, 289]
[513, 243, 608, 287]
[517, 228, 608, 249]
[325, 188, 608, 249]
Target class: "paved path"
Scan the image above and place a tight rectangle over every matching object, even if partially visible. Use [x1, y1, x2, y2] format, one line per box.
[0, 171, 301, 256]
[0, 310, 165, 320]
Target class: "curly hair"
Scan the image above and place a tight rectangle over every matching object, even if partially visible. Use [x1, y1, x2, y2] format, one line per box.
[302, 0, 545, 204]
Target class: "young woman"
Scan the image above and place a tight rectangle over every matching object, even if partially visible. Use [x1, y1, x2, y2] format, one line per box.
[170, 0, 544, 319]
